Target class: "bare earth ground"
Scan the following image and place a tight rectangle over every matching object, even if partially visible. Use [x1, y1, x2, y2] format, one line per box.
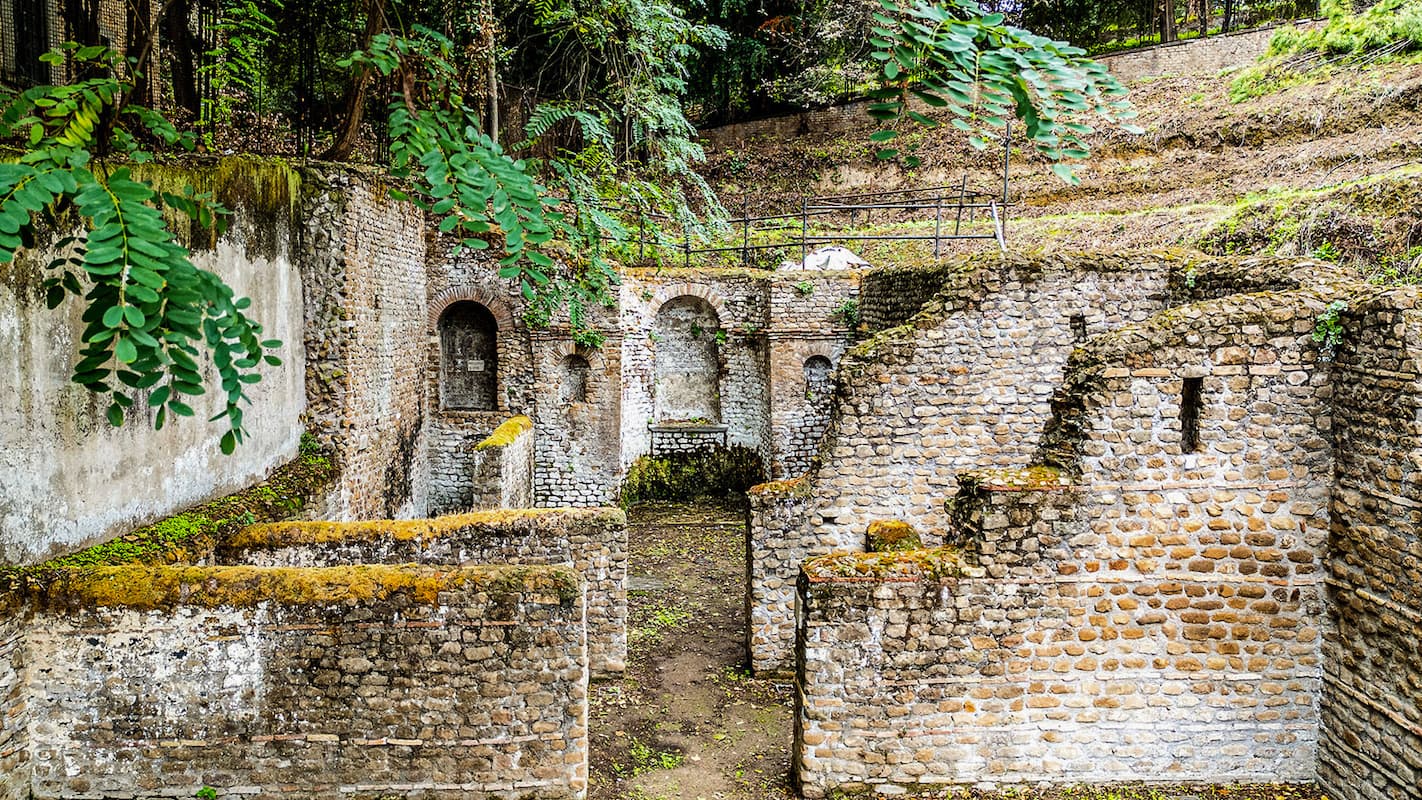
[589, 502, 1332, 800]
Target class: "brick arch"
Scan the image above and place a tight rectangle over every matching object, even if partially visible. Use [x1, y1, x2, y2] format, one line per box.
[548, 339, 607, 373]
[798, 341, 842, 364]
[428, 287, 517, 331]
[652, 283, 729, 322]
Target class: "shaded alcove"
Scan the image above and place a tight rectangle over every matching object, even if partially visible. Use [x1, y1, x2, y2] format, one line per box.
[438, 301, 498, 410]
[561, 354, 591, 404]
[652, 295, 722, 424]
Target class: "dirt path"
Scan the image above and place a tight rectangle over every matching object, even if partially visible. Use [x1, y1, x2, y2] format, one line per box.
[589, 501, 795, 800]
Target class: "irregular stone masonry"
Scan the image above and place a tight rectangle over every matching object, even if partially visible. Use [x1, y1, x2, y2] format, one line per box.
[0, 597, 26, 800]
[532, 334, 624, 507]
[1318, 289, 1422, 800]
[471, 415, 535, 511]
[747, 253, 1350, 674]
[12, 564, 588, 800]
[1097, 19, 1325, 83]
[224, 507, 627, 675]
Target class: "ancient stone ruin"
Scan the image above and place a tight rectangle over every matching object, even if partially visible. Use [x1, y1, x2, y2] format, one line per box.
[1, 159, 1419, 800]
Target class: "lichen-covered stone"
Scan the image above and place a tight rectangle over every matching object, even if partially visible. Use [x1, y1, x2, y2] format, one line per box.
[865, 519, 922, 552]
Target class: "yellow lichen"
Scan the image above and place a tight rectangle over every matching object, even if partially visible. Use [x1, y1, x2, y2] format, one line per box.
[476, 415, 534, 451]
[42, 563, 581, 610]
[958, 466, 1074, 492]
[803, 547, 982, 582]
[747, 475, 811, 498]
[228, 506, 625, 550]
[866, 519, 922, 552]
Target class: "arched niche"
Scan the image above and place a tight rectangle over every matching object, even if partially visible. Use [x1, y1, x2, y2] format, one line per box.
[653, 295, 721, 424]
[438, 301, 499, 410]
[804, 355, 835, 403]
[561, 354, 592, 404]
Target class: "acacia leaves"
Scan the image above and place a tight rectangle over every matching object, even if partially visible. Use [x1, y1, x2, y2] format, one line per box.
[0, 44, 280, 453]
[867, 0, 1143, 182]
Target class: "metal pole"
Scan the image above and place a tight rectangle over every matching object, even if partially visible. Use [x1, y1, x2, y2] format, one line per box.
[990, 201, 1006, 253]
[742, 196, 749, 267]
[800, 197, 808, 265]
[933, 194, 942, 260]
[1002, 119, 1012, 204]
[954, 175, 967, 236]
[684, 234, 690, 269]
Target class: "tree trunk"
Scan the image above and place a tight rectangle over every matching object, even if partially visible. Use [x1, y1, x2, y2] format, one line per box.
[321, 0, 388, 162]
[1160, 0, 1178, 42]
[1223, 0, 1235, 32]
[164, 0, 200, 117]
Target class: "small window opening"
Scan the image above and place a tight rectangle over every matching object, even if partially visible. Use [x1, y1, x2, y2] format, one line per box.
[561, 354, 591, 403]
[1070, 314, 1087, 343]
[1181, 377, 1203, 454]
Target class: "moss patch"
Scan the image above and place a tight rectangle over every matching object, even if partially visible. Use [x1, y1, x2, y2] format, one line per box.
[620, 446, 767, 506]
[803, 546, 980, 582]
[231, 506, 626, 550]
[476, 415, 534, 450]
[866, 520, 922, 552]
[1, 434, 337, 593]
[747, 475, 812, 499]
[36, 563, 580, 611]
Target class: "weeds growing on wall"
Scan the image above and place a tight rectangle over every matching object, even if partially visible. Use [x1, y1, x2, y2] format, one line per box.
[619, 446, 766, 506]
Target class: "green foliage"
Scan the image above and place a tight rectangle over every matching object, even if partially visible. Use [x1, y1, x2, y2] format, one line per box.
[201, 0, 286, 139]
[832, 297, 861, 327]
[795, 279, 815, 295]
[620, 445, 767, 506]
[0, 44, 281, 451]
[1312, 299, 1347, 362]
[1231, 0, 1422, 101]
[1310, 240, 1341, 262]
[865, 0, 1142, 182]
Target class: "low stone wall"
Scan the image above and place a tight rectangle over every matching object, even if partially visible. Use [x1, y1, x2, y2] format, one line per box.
[0, 599, 28, 800]
[17, 563, 587, 800]
[474, 415, 535, 509]
[1318, 290, 1422, 799]
[225, 507, 627, 675]
[796, 472, 1322, 796]
[1098, 19, 1323, 83]
[745, 477, 843, 675]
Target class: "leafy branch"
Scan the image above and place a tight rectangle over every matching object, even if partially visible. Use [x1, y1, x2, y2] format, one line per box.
[866, 0, 1143, 182]
[0, 44, 280, 453]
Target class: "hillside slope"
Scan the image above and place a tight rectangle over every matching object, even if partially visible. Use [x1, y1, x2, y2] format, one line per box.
[700, 55, 1422, 275]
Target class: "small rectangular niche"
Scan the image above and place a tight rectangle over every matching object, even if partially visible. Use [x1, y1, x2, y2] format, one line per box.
[1069, 314, 1087, 343]
[1181, 376, 1203, 454]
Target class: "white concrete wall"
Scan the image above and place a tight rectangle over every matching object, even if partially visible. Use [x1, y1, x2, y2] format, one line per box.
[0, 223, 306, 565]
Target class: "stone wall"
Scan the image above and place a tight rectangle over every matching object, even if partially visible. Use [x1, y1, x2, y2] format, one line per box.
[466, 416, 535, 512]
[746, 478, 820, 675]
[224, 507, 627, 675]
[1318, 289, 1422, 800]
[0, 598, 28, 800]
[765, 272, 858, 478]
[533, 335, 624, 507]
[793, 273, 1346, 794]
[815, 252, 1181, 545]
[0, 160, 308, 565]
[300, 171, 430, 521]
[16, 564, 587, 800]
[1098, 19, 1323, 83]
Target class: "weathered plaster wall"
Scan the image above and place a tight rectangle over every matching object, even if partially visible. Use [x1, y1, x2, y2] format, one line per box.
[18, 564, 587, 800]
[0, 163, 307, 565]
[1318, 289, 1422, 800]
[225, 507, 626, 675]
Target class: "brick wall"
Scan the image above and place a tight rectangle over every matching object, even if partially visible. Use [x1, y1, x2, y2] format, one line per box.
[1318, 289, 1422, 800]
[468, 416, 535, 511]
[18, 564, 587, 800]
[225, 507, 627, 675]
[533, 334, 624, 506]
[300, 171, 429, 520]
